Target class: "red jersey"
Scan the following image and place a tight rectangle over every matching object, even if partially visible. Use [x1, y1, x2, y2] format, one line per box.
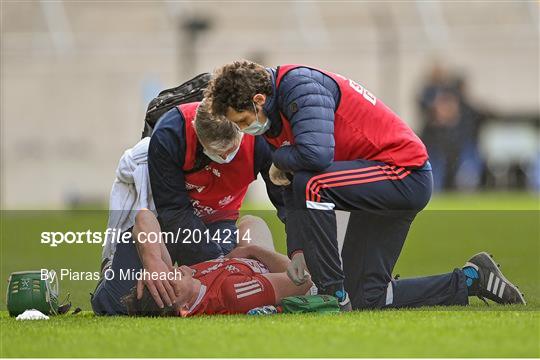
[178, 103, 256, 223]
[265, 65, 428, 168]
[182, 258, 275, 316]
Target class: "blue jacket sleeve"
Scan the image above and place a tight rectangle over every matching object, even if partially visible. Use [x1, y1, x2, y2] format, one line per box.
[272, 68, 339, 172]
[253, 136, 286, 223]
[148, 109, 224, 263]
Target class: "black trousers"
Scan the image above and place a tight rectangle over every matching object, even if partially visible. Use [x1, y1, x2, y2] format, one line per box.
[287, 159, 468, 309]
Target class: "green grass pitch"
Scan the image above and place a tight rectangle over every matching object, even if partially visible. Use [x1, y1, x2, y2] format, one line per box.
[1, 192, 539, 357]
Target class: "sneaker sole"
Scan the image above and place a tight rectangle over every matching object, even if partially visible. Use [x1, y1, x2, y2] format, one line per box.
[465, 251, 526, 305]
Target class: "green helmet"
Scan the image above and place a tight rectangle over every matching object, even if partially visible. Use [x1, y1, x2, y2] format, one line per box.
[6, 270, 60, 316]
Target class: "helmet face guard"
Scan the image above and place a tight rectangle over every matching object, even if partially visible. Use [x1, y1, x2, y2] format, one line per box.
[6, 270, 59, 316]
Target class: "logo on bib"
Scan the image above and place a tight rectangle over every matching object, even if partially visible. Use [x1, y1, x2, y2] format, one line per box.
[185, 182, 205, 193]
[204, 165, 221, 178]
[190, 199, 216, 217]
[218, 195, 234, 207]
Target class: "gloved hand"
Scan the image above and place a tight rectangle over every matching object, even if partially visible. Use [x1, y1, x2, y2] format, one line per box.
[269, 163, 291, 186]
[287, 251, 309, 285]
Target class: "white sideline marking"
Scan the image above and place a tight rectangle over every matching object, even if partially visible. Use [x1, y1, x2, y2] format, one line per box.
[498, 282, 506, 298]
[487, 272, 494, 291]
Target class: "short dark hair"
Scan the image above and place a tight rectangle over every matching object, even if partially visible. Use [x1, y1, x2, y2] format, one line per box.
[121, 286, 176, 317]
[205, 60, 273, 116]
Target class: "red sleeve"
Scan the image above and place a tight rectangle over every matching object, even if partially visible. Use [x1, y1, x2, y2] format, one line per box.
[220, 274, 276, 314]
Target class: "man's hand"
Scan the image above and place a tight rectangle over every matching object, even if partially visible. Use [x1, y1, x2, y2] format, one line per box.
[136, 257, 176, 308]
[269, 163, 291, 186]
[287, 251, 309, 285]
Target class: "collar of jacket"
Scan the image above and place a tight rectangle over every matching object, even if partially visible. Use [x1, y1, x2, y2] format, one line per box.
[263, 67, 282, 138]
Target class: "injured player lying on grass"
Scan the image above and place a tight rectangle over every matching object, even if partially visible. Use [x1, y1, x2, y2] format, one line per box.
[122, 244, 313, 316]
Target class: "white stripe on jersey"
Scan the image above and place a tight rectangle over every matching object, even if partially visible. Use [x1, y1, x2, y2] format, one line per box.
[234, 280, 258, 288]
[237, 287, 263, 299]
[235, 282, 260, 293]
[234, 279, 263, 299]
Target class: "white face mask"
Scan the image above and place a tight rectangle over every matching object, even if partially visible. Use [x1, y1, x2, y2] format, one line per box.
[203, 139, 242, 164]
[241, 102, 271, 136]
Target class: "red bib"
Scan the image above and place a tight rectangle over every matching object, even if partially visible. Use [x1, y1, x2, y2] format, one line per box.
[265, 64, 428, 168]
[178, 103, 256, 223]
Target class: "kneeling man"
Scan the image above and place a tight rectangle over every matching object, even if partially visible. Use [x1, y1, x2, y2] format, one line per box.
[92, 101, 284, 315]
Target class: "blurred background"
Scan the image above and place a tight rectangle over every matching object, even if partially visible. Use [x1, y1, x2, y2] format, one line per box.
[1, 1, 539, 208]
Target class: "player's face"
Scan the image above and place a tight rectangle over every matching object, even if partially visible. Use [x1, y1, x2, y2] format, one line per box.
[200, 135, 242, 161]
[225, 94, 267, 131]
[173, 266, 196, 309]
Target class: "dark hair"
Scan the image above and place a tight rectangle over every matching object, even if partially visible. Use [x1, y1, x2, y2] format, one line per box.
[205, 60, 273, 116]
[121, 286, 176, 317]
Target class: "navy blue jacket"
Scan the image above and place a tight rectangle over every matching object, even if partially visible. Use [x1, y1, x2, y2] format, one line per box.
[263, 67, 340, 173]
[148, 107, 286, 263]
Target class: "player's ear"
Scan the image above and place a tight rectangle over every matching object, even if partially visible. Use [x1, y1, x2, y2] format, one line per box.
[253, 94, 266, 106]
[179, 265, 193, 279]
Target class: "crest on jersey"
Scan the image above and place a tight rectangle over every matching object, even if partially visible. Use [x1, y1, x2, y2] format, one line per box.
[225, 265, 240, 273]
[200, 262, 223, 275]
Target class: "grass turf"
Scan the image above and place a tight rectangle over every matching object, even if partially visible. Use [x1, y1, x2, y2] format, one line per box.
[1, 309, 538, 357]
[1, 193, 539, 357]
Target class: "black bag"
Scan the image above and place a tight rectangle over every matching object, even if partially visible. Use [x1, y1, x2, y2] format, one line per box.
[141, 72, 212, 138]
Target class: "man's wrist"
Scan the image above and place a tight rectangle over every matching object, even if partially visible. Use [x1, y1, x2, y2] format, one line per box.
[140, 250, 162, 266]
[135, 237, 161, 253]
[289, 249, 303, 259]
